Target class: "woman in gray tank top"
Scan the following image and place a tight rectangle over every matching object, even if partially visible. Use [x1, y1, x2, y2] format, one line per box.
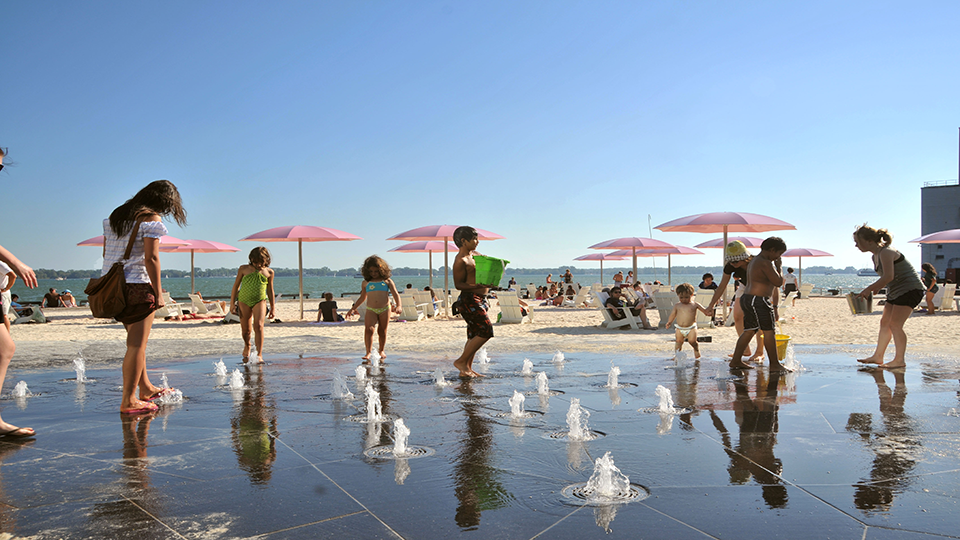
[854, 224, 924, 369]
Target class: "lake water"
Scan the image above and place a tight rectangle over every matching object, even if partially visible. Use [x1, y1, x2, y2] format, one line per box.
[13, 272, 879, 303]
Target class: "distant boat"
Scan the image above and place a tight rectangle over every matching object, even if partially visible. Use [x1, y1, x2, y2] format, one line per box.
[857, 268, 878, 277]
[354, 273, 364, 279]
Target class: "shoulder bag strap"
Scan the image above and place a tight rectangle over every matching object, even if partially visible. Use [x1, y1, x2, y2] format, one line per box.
[121, 220, 143, 261]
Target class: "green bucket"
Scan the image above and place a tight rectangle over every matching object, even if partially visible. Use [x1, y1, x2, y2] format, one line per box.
[474, 255, 510, 287]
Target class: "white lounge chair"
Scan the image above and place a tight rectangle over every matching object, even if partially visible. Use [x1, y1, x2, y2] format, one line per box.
[798, 282, 814, 299]
[189, 294, 226, 317]
[526, 284, 537, 299]
[564, 286, 591, 308]
[778, 291, 798, 322]
[695, 289, 717, 328]
[161, 292, 189, 315]
[593, 291, 640, 330]
[498, 293, 532, 324]
[11, 305, 46, 324]
[651, 291, 678, 329]
[397, 293, 426, 322]
[932, 283, 957, 311]
[414, 291, 437, 318]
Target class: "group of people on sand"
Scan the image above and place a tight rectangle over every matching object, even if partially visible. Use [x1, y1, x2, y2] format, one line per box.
[662, 226, 927, 373]
[0, 148, 936, 434]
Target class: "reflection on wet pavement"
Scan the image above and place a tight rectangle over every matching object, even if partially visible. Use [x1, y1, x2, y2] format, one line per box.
[0, 348, 958, 538]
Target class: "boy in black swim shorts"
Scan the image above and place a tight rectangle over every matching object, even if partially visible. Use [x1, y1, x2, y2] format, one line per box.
[730, 237, 789, 372]
[452, 226, 493, 378]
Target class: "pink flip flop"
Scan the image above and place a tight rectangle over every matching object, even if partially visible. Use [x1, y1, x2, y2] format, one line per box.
[121, 404, 159, 415]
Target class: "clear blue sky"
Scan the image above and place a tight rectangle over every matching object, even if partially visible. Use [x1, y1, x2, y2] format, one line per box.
[3, 1, 958, 273]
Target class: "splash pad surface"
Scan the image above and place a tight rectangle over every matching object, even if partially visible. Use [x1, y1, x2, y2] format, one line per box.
[2, 347, 959, 538]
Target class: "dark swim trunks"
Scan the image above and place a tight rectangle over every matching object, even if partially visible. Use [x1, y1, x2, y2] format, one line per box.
[740, 294, 775, 332]
[458, 293, 494, 340]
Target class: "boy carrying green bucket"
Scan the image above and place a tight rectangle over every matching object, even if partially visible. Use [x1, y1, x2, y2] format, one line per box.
[451, 226, 494, 378]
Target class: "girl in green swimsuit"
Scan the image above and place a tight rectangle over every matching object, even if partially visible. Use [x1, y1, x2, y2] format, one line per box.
[230, 247, 276, 363]
[346, 255, 402, 361]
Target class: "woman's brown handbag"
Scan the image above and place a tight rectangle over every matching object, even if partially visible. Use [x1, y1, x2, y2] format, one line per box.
[84, 221, 142, 319]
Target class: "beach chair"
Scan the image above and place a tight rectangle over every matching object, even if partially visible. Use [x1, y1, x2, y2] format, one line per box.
[798, 283, 814, 299]
[651, 291, 678, 328]
[593, 291, 640, 330]
[526, 284, 537, 299]
[397, 293, 427, 322]
[498, 293, 532, 324]
[695, 289, 717, 328]
[414, 291, 437, 317]
[12, 306, 46, 324]
[778, 291, 797, 322]
[933, 283, 957, 311]
[162, 292, 190, 315]
[189, 294, 226, 317]
[564, 286, 591, 308]
[155, 302, 185, 320]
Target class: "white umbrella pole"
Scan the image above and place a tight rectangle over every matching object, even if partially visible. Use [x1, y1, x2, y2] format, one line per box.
[600, 260, 603, 285]
[444, 239, 450, 317]
[298, 239, 304, 320]
[798, 256, 803, 288]
[632, 247, 637, 286]
[428, 251, 434, 289]
[190, 250, 196, 293]
[668, 254, 672, 286]
[722, 225, 729, 320]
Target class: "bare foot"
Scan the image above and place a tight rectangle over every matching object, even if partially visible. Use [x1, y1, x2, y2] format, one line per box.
[748, 352, 765, 363]
[728, 349, 753, 358]
[857, 356, 884, 365]
[694, 349, 701, 359]
[468, 370, 486, 378]
[362, 353, 371, 361]
[242, 344, 251, 359]
[454, 358, 471, 377]
[379, 351, 387, 359]
[255, 356, 265, 364]
[729, 360, 754, 370]
[880, 362, 906, 370]
[769, 363, 792, 373]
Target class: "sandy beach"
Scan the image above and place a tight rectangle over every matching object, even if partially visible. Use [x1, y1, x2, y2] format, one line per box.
[8, 296, 960, 370]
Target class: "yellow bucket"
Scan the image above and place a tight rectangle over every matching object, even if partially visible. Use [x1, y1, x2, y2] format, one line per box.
[775, 334, 790, 360]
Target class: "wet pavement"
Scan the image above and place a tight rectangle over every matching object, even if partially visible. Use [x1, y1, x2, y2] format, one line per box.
[1, 346, 958, 539]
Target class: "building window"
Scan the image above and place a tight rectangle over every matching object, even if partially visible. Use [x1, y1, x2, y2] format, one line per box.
[935, 255, 944, 260]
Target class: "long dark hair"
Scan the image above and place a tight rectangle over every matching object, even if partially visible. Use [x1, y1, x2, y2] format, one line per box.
[109, 180, 187, 236]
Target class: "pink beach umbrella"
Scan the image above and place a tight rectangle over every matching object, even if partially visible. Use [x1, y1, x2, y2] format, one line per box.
[909, 229, 960, 244]
[573, 253, 627, 284]
[588, 237, 676, 283]
[610, 246, 703, 286]
[160, 239, 240, 294]
[781, 248, 832, 288]
[694, 236, 765, 249]
[77, 235, 191, 248]
[388, 225, 505, 316]
[656, 212, 795, 316]
[388, 241, 458, 289]
[240, 225, 362, 319]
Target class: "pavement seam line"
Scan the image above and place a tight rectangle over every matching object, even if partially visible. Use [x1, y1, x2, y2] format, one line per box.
[121, 494, 188, 539]
[271, 433, 406, 540]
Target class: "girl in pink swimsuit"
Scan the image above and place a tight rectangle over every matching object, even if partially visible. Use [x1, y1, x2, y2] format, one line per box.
[346, 255, 402, 361]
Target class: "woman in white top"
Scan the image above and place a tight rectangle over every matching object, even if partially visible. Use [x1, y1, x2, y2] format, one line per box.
[103, 180, 186, 414]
